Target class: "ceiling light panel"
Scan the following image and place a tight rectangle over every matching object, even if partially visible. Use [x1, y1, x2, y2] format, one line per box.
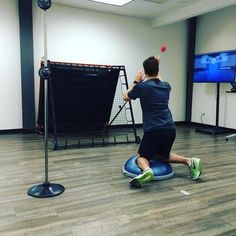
[89, 0, 133, 6]
[142, 0, 171, 4]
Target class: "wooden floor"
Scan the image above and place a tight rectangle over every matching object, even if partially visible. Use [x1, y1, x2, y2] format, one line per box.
[0, 125, 236, 236]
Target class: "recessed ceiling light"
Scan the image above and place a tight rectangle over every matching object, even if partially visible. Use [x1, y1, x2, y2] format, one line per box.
[89, 0, 133, 6]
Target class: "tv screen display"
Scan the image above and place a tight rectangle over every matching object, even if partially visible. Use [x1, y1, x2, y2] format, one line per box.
[193, 50, 236, 83]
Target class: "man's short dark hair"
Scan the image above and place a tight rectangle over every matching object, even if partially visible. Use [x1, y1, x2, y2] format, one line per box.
[143, 56, 159, 77]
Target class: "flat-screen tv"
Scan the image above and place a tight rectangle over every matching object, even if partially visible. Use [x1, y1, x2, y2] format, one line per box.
[193, 49, 236, 83]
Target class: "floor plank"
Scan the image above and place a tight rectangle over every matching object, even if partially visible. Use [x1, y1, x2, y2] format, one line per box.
[0, 125, 236, 236]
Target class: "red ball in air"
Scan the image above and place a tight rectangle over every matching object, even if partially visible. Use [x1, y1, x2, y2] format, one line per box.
[160, 44, 167, 52]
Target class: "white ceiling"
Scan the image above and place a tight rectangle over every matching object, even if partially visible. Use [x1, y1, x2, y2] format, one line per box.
[52, 0, 236, 27]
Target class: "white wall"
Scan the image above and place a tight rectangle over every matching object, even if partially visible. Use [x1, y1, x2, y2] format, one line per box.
[33, 1, 187, 124]
[1, 1, 235, 131]
[192, 5, 236, 129]
[0, 0, 22, 130]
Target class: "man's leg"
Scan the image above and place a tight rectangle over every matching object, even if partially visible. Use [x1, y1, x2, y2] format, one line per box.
[136, 156, 150, 171]
[164, 153, 202, 180]
[165, 153, 190, 165]
[129, 156, 154, 187]
[129, 130, 156, 187]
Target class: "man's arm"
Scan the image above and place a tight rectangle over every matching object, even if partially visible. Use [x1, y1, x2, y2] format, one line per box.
[123, 82, 137, 101]
[123, 70, 145, 101]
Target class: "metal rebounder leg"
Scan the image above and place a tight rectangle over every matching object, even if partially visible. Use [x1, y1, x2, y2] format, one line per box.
[122, 67, 140, 144]
[103, 66, 140, 144]
[27, 0, 64, 198]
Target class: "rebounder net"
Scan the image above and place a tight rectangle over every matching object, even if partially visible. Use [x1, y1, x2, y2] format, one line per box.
[37, 61, 140, 149]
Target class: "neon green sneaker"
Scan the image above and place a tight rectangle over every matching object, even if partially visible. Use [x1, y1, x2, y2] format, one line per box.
[189, 158, 202, 180]
[130, 168, 154, 187]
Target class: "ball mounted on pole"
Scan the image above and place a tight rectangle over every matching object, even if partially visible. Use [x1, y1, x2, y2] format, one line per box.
[27, 0, 65, 198]
[37, 0, 52, 11]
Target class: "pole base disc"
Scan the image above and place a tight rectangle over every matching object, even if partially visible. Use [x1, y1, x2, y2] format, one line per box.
[27, 182, 65, 198]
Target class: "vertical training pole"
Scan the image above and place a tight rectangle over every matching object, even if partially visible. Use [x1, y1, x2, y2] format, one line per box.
[43, 9, 49, 185]
[27, 0, 65, 198]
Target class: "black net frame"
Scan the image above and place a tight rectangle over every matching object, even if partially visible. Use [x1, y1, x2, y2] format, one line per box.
[37, 61, 140, 149]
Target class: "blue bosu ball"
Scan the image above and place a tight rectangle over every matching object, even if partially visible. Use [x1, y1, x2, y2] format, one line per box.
[123, 156, 174, 180]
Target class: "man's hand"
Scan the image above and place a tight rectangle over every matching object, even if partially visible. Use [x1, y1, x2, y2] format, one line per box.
[154, 54, 161, 62]
[135, 70, 145, 83]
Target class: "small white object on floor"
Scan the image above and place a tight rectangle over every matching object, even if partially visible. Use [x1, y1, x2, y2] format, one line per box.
[180, 190, 191, 196]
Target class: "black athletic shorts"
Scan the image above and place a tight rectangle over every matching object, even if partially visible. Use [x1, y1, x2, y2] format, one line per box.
[138, 128, 176, 161]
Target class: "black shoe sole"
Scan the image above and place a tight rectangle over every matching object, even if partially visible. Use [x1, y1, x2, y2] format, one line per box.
[130, 178, 142, 188]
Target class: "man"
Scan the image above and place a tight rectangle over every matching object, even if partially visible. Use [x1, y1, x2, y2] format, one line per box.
[123, 56, 202, 187]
